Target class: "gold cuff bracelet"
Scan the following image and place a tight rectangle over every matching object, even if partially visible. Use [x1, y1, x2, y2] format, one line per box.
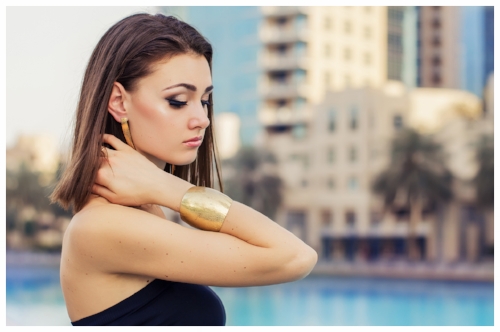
[179, 186, 233, 232]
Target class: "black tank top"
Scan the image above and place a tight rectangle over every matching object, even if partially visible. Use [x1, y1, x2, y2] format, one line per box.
[71, 279, 226, 326]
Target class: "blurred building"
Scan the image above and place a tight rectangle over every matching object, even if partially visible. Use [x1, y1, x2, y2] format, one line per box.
[388, 6, 418, 88]
[258, 6, 388, 140]
[159, 6, 262, 147]
[270, 81, 488, 263]
[416, 6, 494, 98]
[416, 6, 461, 89]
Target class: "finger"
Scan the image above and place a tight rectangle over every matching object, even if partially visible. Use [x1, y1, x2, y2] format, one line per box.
[103, 134, 133, 152]
[100, 146, 109, 158]
[92, 183, 116, 201]
[100, 146, 116, 159]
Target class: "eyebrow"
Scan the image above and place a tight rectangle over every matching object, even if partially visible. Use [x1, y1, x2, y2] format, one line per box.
[163, 83, 213, 93]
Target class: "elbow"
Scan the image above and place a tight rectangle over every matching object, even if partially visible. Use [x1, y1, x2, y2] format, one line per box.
[285, 245, 318, 281]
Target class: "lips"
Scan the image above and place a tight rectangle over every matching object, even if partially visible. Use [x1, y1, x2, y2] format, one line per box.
[183, 136, 202, 143]
[183, 136, 203, 147]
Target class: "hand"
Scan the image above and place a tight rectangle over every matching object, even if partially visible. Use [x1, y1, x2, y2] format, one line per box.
[92, 134, 166, 207]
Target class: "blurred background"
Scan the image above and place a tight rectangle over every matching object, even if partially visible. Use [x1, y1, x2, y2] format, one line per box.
[6, 6, 494, 326]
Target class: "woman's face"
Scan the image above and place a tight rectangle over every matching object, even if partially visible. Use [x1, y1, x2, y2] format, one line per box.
[122, 53, 212, 169]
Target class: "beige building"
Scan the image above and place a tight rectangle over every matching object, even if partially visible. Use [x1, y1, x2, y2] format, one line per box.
[258, 6, 388, 132]
[417, 6, 461, 89]
[270, 81, 487, 263]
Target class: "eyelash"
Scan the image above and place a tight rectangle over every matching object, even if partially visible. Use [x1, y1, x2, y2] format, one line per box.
[166, 99, 212, 109]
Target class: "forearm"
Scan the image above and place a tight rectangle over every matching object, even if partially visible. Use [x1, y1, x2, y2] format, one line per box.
[157, 172, 297, 246]
[155, 171, 316, 267]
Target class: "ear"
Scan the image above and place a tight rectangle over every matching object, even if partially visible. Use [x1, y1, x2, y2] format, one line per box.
[108, 82, 129, 123]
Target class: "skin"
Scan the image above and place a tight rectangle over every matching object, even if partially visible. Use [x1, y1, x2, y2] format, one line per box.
[60, 54, 317, 323]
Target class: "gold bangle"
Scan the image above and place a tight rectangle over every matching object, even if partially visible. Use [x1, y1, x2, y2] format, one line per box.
[179, 187, 232, 232]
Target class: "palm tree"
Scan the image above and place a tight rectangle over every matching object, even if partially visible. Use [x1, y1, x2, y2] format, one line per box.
[472, 134, 493, 210]
[222, 146, 283, 220]
[371, 128, 453, 261]
[472, 133, 494, 257]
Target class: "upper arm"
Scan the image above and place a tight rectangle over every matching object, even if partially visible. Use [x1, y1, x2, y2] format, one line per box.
[69, 204, 298, 287]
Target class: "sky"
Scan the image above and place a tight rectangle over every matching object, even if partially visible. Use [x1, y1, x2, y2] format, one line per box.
[6, 6, 159, 150]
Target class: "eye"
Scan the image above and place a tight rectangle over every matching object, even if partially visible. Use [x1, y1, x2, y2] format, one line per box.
[166, 99, 187, 108]
[201, 100, 212, 107]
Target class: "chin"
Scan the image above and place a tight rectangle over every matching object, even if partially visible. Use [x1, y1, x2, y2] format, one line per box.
[168, 154, 199, 167]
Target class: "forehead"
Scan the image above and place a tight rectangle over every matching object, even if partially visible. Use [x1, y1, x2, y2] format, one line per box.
[141, 54, 212, 89]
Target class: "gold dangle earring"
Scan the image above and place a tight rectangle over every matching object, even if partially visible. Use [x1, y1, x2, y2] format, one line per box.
[121, 117, 136, 149]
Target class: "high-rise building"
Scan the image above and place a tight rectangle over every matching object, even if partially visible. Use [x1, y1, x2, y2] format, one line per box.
[416, 6, 494, 97]
[160, 6, 262, 146]
[259, 6, 388, 157]
[416, 6, 461, 89]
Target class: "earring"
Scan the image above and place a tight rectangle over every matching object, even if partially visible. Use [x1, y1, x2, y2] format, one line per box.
[121, 117, 135, 149]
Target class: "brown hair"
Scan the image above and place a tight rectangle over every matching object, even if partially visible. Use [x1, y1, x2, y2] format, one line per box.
[51, 13, 223, 212]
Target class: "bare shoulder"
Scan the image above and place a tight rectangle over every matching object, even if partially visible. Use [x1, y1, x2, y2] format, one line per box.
[66, 201, 177, 262]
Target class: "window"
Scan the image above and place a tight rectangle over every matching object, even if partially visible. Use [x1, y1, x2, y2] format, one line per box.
[321, 210, 333, 227]
[348, 176, 358, 190]
[349, 107, 359, 129]
[277, 44, 287, 55]
[292, 124, 307, 139]
[393, 115, 403, 129]
[327, 146, 336, 164]
[349, 146, 357, 162]
[328, 109, 336, 132]
[345, 210, 356, 227]
[296, 14, 307, 31]
[271, 71, 287, 83]
[370, 211, 382, 227]
[277, 100, 287, 108]
[295, 97, 306, 110]
[276, 17, 288, 25]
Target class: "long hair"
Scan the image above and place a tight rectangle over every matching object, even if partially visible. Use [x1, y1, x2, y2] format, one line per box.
[51, 13, 223, 212]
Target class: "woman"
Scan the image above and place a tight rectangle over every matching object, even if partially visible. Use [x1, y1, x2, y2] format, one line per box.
[51, 13, 317, 326]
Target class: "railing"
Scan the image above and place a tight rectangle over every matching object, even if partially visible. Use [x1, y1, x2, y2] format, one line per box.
[259, 81, 308, 99]
[258, 106, 311, 126]
[259, 24, 308, 44]
[260, 53, 308, 71]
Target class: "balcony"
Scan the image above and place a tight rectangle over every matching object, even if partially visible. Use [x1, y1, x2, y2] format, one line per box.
[260, 24, 308, 44]
[258, 106, 311, 127]
[261, 6, 309, 17]
[260, 52, 308, 71]
[259, 81, 309, 100]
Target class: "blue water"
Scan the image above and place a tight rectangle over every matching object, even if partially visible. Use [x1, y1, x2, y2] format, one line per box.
[6, 265, 494, 326]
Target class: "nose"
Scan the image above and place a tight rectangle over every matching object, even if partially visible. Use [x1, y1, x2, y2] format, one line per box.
[188, 102, 210, 130]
